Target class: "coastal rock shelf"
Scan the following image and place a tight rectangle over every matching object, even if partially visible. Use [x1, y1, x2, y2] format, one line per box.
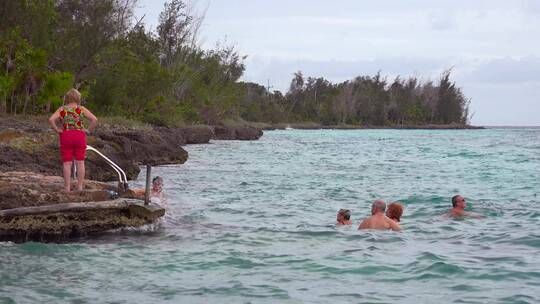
[0, 172, 165, 243]
[0, 199, 165, 243]
[0, 115, 263, 243]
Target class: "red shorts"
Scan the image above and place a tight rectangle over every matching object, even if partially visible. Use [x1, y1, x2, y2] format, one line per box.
[60, 130, 87, 162]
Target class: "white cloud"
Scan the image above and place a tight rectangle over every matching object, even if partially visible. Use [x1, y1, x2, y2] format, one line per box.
[242, 56, 452, 92]
[461, 56, 540, 84]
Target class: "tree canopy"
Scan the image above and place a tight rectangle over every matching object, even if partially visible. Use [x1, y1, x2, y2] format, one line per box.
[0, 0, 471, 126]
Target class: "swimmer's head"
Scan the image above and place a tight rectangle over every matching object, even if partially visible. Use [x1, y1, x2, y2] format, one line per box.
[452, 195, 466, 209]
[152, 176, 163, 192]
[371, 200, 386, 215]
[152, 176, 163, 185]
[386, 202, 404, 222]
[337, 209, 351, 221]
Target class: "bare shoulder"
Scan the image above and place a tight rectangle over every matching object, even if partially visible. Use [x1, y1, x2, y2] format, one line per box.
[358, 218, 371, 230]
[447, 209, 461, 217]
[387, 217, 401, 231]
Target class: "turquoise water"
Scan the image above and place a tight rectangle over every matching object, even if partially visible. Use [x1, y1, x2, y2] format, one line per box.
[1, 128, 540, 303]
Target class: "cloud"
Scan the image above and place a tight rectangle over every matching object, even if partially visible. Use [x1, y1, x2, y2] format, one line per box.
[243, 56, 456, 92]
[245, 55, 540, 90]
[428, 10, 456, 31]
[524, 0, 540, 15]
[466, 82, 540, 126]
[461, 56, 540, 84]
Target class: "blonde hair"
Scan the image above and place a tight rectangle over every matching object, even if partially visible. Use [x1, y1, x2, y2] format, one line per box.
[64, 88, 81, 105]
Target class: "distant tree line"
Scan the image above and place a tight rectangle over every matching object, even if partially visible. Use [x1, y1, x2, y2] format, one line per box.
[0, 0, 471, 126]
[243, 70, 471, 125]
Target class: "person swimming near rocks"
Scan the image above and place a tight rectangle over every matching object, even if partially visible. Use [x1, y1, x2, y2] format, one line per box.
[358, 200, 401, 231]
[447, 195, 482, 218]
[131, 176, 165, 201]
[386, 202, 404, 222]
[336, 209, 352, 225]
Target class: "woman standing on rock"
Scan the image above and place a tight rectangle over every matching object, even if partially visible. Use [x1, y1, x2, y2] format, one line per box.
[48, 88, 98, 192]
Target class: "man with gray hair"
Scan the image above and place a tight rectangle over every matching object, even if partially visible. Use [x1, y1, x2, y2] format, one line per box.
[447, 194, 482, 218]
[358, 200, 401, 231]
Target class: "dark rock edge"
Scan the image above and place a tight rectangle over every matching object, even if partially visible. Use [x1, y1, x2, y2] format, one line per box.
[0, 117, 263, 182]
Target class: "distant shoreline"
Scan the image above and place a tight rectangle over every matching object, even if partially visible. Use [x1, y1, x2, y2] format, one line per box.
[482, 126, 540, 129]
[252, 122, 485, 131]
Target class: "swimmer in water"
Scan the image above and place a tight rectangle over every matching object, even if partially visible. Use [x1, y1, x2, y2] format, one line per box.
[386, 202, 404, 223]
[358, 200, 401, 231]
[336, 209, 352, 225]
[447, 195, 482, 218]
[131, 176, 164, 201]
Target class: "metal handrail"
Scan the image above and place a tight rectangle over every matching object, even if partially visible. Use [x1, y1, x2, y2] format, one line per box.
[86, 145, 129, 191]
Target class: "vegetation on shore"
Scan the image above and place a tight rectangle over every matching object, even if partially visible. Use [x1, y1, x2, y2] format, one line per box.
[1, 0, 472, 127]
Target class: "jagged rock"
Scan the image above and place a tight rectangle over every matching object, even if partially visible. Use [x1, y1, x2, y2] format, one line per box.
[212, 126, 264, 140]
[234, 126, 264, 140]
[213, 125, 236, 140]
[0, 116, 263, 182]
[0, 124, 191, 182]
[180, 126, 214, 144]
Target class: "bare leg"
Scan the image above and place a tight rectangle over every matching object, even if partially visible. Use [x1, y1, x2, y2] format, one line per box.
[63, 161, 73, 192]
[76, 160, 85, 191]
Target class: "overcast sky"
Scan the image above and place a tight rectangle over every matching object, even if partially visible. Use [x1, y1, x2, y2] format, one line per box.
[135, 0, 540, 126]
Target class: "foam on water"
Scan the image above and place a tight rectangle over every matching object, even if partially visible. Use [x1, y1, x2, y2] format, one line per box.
[1, 128, 539, 303]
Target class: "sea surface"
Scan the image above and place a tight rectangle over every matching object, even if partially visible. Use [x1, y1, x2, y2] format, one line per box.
[1, 128, 540, 303]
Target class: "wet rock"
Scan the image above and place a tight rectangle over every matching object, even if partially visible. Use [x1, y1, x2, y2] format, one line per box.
[212, 126, 264, 140]
[234, 126, 264, 140]
[179, 126, 214, 144]
[213, 125, 236, 140]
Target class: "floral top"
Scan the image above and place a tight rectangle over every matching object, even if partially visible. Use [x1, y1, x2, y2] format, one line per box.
[60, 105, 85, 130]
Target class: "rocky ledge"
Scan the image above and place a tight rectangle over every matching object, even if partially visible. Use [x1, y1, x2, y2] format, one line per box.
[0, 171, 164, 243]
[0, 116, 263, 182]
[0, 117, 262, 242]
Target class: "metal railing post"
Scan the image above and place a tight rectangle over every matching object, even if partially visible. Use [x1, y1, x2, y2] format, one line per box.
[144, 165, 151, 205]
[72, 162, 77, 180]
